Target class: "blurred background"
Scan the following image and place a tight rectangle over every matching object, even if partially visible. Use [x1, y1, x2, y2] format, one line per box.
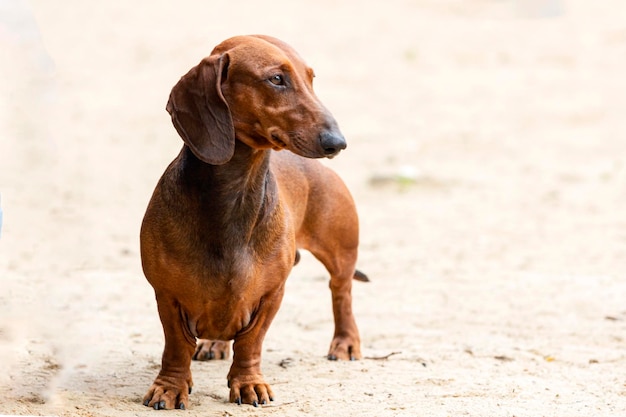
[1, 0, 625, 415]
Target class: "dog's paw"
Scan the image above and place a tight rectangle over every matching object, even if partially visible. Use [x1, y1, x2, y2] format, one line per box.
[228, 374, 274, 406]
[193, 339, 231, 361]
[142, 374, 192, 410]
[328, 336, 362, 361]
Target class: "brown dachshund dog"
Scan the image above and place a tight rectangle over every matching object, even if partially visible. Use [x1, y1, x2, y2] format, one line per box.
[140, 35, 367, 410]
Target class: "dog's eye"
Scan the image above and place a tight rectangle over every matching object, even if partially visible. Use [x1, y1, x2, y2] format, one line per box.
[269, 74, 285, 86]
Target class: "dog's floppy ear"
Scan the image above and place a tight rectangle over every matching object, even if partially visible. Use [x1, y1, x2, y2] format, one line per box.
[166, 54, 235, 165]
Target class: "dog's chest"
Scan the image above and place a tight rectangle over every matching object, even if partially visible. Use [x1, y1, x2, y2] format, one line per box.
[188, 263, 277, 340]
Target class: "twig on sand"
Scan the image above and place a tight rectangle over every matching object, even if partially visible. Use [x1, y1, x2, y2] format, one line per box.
[262, 400, 297, 408]
[364, 351, 402, 360]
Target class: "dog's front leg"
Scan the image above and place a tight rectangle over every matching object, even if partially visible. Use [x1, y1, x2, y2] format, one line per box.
[143, 293, 196, 410]
[227, 286, 285, 406]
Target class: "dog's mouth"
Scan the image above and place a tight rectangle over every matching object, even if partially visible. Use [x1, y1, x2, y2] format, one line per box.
[270, 133, 288, 150]
[267, 128, 346, 159]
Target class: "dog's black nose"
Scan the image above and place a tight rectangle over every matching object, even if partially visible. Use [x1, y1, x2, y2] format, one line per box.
[319, 130, 347, 157]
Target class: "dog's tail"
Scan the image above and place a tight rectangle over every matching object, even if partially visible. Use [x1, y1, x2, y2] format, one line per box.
[294, 250, 370, 282]
[353, 269, 370, 282]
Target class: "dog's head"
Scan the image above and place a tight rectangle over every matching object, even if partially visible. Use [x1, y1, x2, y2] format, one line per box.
[166, 35, 346, 165]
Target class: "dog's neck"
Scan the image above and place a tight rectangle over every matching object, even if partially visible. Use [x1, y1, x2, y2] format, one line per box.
[181, 140, 270, 195]
[177, 140, 280, 255]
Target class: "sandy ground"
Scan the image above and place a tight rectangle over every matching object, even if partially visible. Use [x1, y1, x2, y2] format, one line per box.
[1, 0, 626, 415]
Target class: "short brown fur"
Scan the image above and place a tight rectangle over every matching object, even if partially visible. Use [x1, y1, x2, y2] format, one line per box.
[141, 35, 366, 410]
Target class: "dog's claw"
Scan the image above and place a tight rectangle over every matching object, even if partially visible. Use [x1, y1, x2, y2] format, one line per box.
[178, 402, 185, 410]
[253, 400, 258, 407]
[328, 354, 338, 361]
[236, 397, 242, 405]
[189, 386, 192, 394]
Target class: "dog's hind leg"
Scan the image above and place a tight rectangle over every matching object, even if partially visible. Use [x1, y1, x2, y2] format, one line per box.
[193, 339, 231, 361]
[309, 243, 362, 361]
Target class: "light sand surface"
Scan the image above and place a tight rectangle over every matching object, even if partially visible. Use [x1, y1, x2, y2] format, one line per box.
[1, 0, 625, 415]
